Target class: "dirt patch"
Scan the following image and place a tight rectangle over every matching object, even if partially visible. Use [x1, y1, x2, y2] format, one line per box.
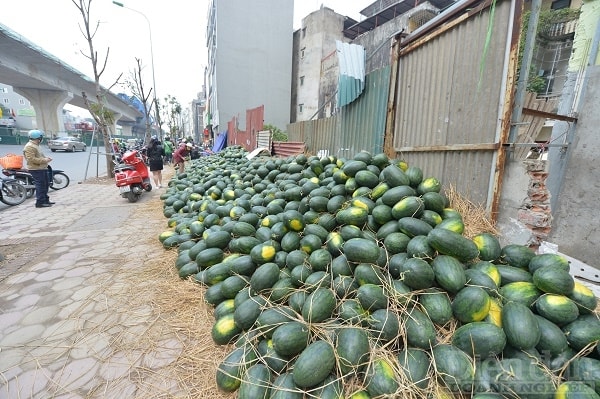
[0, 237, 57, 281]
[82, 176, 114, 185]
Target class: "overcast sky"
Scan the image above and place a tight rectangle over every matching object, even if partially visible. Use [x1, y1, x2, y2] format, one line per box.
[1, 0, 372, 114]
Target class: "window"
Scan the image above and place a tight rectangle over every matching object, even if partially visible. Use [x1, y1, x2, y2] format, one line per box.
[2, 98, 9, 104]
[300, 47, 305, 59]
[300, 76, 305, 86]
[19, 99, 25, 105]
[0, 87, 8, 93]
[302, 27, 306, 38]
[298, 104, 304, 113]
[551, 0, 569, 9]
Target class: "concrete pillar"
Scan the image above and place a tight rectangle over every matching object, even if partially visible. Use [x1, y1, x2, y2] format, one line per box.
[14, 88, 73, 137]
[112, 113, 122, 136]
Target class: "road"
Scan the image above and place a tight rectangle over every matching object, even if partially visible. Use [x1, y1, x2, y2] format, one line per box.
[0, 142, 113, 211]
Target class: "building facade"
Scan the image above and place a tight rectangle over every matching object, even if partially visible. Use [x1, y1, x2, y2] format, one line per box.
[0, 83, 36, 132]
[205, 0, 293, 134]
[290, 1, 452, 124]
[291, 7, 352, 123]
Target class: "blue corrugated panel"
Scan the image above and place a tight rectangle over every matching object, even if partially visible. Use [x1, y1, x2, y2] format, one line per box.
[336, 41, 366, 107]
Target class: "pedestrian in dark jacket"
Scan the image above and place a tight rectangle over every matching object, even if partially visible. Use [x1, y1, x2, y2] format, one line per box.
[146, 135, 165, 188]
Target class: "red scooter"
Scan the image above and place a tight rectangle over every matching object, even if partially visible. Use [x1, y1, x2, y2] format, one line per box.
[113, 149, 152, 202]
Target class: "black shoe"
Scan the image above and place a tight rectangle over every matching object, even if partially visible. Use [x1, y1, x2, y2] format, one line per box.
[36, 203, 52, 208]
[46, 201, 56, 205]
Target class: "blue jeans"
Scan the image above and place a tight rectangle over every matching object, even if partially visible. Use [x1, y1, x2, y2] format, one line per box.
[29, 169, 50, 205]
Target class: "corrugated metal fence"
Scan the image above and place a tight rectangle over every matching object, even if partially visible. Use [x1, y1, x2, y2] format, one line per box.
[287, 67, 390, 159]
[284, 0, 556, 220]
[388, 0, 520, 217]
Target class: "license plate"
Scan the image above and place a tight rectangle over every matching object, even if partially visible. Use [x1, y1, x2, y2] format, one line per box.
[119, 185, 131, 193]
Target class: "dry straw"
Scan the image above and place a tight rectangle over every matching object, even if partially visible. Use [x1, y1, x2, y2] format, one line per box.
[117, 177, 500, 398]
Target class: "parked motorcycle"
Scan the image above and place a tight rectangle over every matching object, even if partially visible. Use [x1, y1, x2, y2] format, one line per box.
[0, 176, 27, 206]
[2, 166, 70, 198]
[113, 149, 152, 203]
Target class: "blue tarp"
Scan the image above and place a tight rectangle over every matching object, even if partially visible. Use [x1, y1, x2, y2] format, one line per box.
[212, 131, 227, 152]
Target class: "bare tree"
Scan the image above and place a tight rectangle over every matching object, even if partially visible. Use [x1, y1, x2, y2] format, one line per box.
[71, 0, 122, 177]
[122, 57, 154, 145]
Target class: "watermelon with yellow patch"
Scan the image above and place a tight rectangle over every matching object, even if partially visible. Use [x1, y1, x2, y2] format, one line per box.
[365, 357, 399, 397]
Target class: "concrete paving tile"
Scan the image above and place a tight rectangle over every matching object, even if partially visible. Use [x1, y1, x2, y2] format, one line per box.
[5, 271, 39, 285]
[142, 339, 182, 369]
[81, 311, 122, 333]
[29, 232, 56, 238]
[52, 276, 85, 291]
[95, 378, 139, 398]
[71, 285, 99, 301]
[82, 248, 112, 258]
[20, 304, 61, 325]
[57, 300, 95, 319]
[29, 261, 51, 272]
[75, 237, 100, 245]
[35, 268, 67, 282]
[17, 281, 54, 296]
[52, 258, 80, 271]
[58, 298, 74, 309]
[111, 325, 152, 346]
[2, 233, 25, 240]
[3, 367, 51, 398]
[0, 364, 23, 386]
[0, 349, 29, 377]
[45, 391, 85, 399]
[39, 319, 82, 342]
[130, 374, 182, 398]
[56, 251, 86, 262]
[98, 357, 134, 381]
[120, 305, 154, 323]
[26, 343, 71, 365]
[92, 242, 115, 250]
[70, 332, 112, 360]
[0, 310, 24, 332]
[38, 289, 75, 307]
[10, 293, 40, 310]
[2, 290, 20, 301]
[0, 324, 45, 346]
[51, 357, 100, 390]
[50, 245, 72, 254]
[63, 266, 94, 278]
[1, 324, 24, 338]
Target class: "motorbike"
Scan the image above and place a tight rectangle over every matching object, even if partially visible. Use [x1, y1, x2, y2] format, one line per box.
[113, 149, 152, 203]
[2, 166, 70, 198]
[0, 176, 27, 206]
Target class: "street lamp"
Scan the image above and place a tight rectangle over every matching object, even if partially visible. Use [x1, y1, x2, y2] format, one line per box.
[112, 1, 158, 137]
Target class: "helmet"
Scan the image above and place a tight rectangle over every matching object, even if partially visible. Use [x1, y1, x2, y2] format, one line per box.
[151, 135, 158, 141]
[186, 143, 193, 148]
[28, 130, 44, 140]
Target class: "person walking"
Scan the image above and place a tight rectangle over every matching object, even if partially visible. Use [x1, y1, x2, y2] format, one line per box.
[172, 142, 192, 173]
[146, 135, 165, 188]
[23, 129, 53, 208]
[163, 137, 173, 165]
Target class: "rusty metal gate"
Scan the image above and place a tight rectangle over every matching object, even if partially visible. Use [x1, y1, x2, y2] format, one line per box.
[386, 0, 522, 219]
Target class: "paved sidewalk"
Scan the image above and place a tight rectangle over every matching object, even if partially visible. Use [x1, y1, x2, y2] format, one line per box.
[0, 179, 186, 398]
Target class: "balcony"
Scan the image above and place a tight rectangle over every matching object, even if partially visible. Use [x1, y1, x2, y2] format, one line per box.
[539, 14, 579, 41]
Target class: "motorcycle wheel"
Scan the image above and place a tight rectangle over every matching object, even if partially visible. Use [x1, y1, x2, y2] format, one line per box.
[0, 179, 28, 205]
[50, 172, 70, 190]
[126, 191, 139, 203]
[15, 177, 35, 198]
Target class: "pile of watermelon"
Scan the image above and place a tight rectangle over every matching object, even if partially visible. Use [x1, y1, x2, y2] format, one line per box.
[159, 146, 600, 399]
